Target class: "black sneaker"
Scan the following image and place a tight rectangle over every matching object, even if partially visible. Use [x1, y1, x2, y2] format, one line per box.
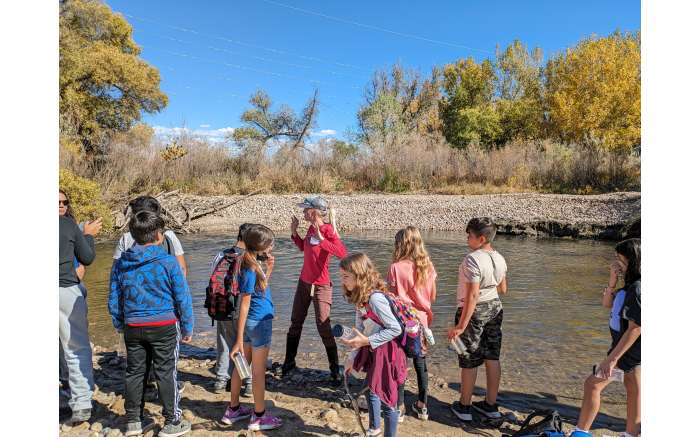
[472, 400, 502, 419]
[160, 419, 191, 437]
[451, 401, 472, 422]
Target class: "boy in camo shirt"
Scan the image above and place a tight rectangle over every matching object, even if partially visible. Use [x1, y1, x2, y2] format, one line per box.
[448, 217, 508, 422]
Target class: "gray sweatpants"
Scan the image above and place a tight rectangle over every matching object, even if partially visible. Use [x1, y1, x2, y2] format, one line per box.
[59, 285, 94, 411]
[215, 319, 236, 381]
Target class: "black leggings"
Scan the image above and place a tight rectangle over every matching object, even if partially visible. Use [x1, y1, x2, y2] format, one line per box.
[398, 355, 428, 408]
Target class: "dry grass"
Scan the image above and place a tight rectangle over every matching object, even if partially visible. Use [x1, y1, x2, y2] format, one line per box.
[61, 131, 640, 200]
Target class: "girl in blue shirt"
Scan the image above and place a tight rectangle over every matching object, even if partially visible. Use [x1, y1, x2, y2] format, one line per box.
[221, 224, 281, 431]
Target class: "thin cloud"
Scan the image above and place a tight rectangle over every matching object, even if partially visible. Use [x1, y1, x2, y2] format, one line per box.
[153, 125, 236, 143]
[312, 129, 337, 136]
[199, 124, 211, 128]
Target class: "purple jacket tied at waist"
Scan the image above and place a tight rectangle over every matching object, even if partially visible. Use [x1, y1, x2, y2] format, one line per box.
[353, 334, 407, 407]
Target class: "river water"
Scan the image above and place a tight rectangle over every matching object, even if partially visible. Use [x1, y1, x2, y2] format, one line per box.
[82, 231, 625, 405]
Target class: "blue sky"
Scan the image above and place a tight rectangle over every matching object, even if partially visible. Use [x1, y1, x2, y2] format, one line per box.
[105, 0, 640, 143]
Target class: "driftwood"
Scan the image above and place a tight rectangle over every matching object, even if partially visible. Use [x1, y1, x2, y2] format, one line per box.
[112, 189, 263, 234]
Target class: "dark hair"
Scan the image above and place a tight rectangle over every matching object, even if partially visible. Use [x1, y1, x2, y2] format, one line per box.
[129, 210, 165, 245]
[129, 196, 162, 215]
[466, 217, 497, 243]
[241, 224, 275, 291]
[615, 238, 641, 286]
[237, 223, 254, 242]
[59, 189, 75, 222]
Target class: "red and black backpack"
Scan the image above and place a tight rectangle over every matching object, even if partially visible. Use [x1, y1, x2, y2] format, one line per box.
[204, 248, 242, 325]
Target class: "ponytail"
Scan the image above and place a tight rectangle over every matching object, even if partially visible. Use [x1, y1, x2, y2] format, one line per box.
[328, 206, 339, 237]
[242, 250, 267, 291]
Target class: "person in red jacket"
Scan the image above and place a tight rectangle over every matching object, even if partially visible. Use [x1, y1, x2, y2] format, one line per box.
[281, 196, 347, 383]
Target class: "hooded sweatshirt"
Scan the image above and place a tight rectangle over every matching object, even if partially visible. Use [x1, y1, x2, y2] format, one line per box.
[109, 244, 194, 336]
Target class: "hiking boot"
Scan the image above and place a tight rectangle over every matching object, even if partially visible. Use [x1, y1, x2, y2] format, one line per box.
[213, 379, 228, 394]
[68, 408, 92, 424]
[325, 345, 341, 385]
[125, 417, 156, 437]
[472, 400, 502, 419]
[248, 411, 282, 431]
[159, 419, 191, 437]
[241, 378, 253, 397]
[412, 401, 429, 421]
[451, 401, 472, 422]
[281, 335, 301, 377]
[221, 404, 253, 425]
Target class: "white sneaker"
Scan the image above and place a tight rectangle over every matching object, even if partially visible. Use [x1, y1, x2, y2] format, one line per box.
[367, 428, 382, 436]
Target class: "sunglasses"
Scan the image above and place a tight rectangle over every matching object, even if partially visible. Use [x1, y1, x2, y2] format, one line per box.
[59, 200, 70, 206]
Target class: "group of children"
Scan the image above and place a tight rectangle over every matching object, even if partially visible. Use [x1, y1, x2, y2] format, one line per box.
[61, 191, 641, 437]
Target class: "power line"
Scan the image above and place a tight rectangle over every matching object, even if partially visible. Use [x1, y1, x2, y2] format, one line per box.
[124, 13, 373, 73]
[259, 0, 492, 54]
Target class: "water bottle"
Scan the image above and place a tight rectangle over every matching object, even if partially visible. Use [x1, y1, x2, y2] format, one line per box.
[423, 326, 435, 346]
[449, 337, 468, 355]
[593, 364, 625, 382]
[233, 351, 251, 380]
[332, 324, 355, 341]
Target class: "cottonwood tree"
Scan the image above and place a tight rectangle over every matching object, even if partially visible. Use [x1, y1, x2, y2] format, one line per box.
[439, 58, 501, 149]
[357, 64, 441, 149]
[231, 89, 319, 151]
[544, 31, 641, 152]
[60, 0, 168, 159]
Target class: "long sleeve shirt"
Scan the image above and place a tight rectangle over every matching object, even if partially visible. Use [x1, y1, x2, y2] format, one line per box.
[357, 292, 403, 350]
[59, 216, 95, 287]
[291, 223, 347, 285]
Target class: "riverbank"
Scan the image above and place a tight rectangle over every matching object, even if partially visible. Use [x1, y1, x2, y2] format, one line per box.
[59, 344, 628, 437]
[182, 192, 640, 240]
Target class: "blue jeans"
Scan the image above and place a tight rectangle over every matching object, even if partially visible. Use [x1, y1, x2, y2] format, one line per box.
[243, 318, 273, 349]
[367, 390, 399, 437]
[59, 285, 94, 411]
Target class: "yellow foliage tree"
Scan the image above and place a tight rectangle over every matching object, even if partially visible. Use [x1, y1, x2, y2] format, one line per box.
[60, 0, 167, 157]
[59, 168, 113, 231]
[544, 31, 641, 152]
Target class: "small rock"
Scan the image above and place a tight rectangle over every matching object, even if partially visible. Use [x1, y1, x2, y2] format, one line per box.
[182, 409, 196, 422]
[90, 432, 101, 437]
[439, 382, 448, 389]
[90, 422, 103, 432]
[61, 423, 73, 432]
[320, 409, 339, 423]
[72, 421, 91, 431]
[105, 428, 123, 437]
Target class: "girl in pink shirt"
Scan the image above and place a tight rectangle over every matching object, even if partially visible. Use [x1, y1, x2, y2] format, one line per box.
[387, 226, 437, 421]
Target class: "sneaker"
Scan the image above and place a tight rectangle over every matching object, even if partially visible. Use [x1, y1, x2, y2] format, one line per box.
[472, 400, 502, 419]
[125, 417, 156, 437]
[177, 381, 186, 394]
[213, 379, 228, 394]
[248, 412, 282, 431]
[329, 368, 341, 386]
[367, 428, 382, 436]
[412, 401, 429, 421]
[68, 408, 92, 424]
[357, 396, 368, 411]
[241, 378, 253, 397]
[159, 419, 191, 437]
[221, 405, 253, 425]
[451, 401, 472, 422]
[397, 408, 405, 423]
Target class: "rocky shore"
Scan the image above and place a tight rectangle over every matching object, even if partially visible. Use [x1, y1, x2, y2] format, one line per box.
[188, 192, 641, 240]
[59, 344, 628, 437]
